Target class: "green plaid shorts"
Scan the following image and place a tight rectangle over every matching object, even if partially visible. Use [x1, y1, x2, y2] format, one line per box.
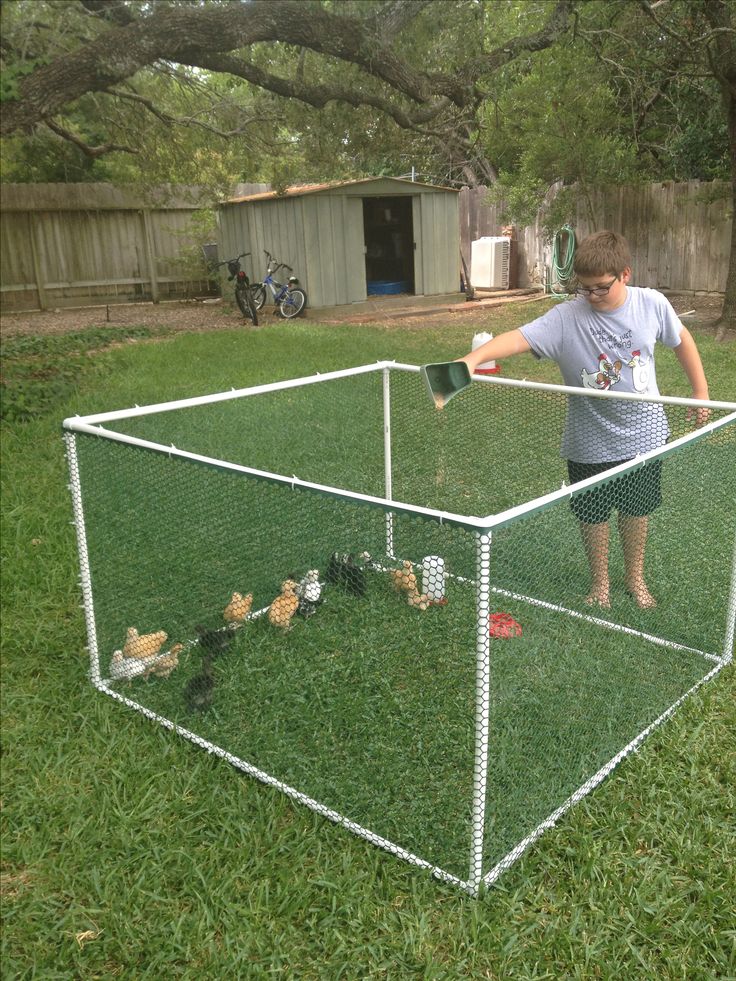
[567, 458, 663, 524]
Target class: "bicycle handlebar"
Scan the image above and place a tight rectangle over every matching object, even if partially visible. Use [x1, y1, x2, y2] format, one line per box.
[216, 251, 252, 267]
[263, 250, 292, 275]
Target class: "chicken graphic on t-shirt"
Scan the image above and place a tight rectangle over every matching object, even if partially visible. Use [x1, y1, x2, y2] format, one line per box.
[580, 353, 622, 390]
[627, 350, 651, 393]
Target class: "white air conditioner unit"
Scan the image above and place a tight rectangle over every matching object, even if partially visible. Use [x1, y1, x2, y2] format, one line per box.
[470, 236, 510, 289]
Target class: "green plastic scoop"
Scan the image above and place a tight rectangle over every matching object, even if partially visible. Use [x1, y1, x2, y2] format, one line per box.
[420, 361, 472, 410]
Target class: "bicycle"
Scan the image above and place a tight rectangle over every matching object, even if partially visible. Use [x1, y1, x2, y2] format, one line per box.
[251, 251, 307, 319]
[215, 252, 258, 325]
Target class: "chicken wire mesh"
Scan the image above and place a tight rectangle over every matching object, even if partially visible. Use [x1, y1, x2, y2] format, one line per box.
[64, 363, 736, 894]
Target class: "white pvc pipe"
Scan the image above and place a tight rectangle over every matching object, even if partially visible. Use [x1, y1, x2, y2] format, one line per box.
[64, 433, 102, 686]
[468, 530, 493, 896]
[382, 366, 395, 558]
[60, 419, 490, 531]
[389, 361, 736, 411]
[723, 528, 736, 664]
[63, 361, 394, 427]
[489, 586, 721, 663]
[94, 679, 470, 893]
[62, 408, 736, 539]
[482, 658, 728, 888]
[478, 409, 736, 529]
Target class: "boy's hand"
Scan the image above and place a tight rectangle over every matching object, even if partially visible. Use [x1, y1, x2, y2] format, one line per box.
[686, 399, 711, 428]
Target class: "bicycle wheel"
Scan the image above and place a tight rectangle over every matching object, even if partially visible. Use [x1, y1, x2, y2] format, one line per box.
[235, 286, 258, 326]
[251, 283, 267, 311]
[278, 287, 306, 319]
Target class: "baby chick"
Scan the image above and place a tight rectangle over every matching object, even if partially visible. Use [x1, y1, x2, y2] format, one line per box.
[183, 653, 216, 712]
[296, 569, 322, 618]
[391, 560, 417, 594]
[109, 649, 148, 682]
[406, 585, 431, 611]
[223, 591, 253, 624]
[326, 552, 367, 597]
[195, 624, 231, 658]
[122, 627, 167, 660]
[145, 642, 183, 679]
[268, 579, 299, 629]
[325, 551, 346, 585]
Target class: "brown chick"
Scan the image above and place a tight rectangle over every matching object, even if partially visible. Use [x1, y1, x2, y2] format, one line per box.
[390, 560, 417, 594]
[146, 642, 183, 679]
[406, 586, 431, 611]
[224, 591, 253, 623]
[268, 580, 299, 629]
[122, 627, 167, 660]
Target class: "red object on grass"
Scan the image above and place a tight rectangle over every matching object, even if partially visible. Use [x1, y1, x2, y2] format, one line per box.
[489, 613, 522, 638]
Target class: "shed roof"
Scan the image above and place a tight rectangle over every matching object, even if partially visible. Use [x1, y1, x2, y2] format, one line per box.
[224, 176, 459, 205]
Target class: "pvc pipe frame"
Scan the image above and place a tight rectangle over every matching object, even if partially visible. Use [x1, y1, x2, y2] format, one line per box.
[63, 360, 736, 534]
[64, 361, 736, 896]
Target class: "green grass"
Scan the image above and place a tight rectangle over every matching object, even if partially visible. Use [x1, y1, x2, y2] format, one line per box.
[0, 325, 165, 423]
[2, 305, 735, 978]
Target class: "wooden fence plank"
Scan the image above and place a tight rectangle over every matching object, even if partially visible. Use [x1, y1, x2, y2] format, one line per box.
[1, 181, 732, 312]
[458, 180, 731, 293]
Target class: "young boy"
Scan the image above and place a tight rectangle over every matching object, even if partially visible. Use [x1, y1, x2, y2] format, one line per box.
[458, 230, 710, 609]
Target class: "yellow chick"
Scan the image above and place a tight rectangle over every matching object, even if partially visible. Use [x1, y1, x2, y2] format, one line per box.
[268, 580, 299, 629]
[122, 627, 167, 659]
[406, 586, 431, 611]
[224, 591, 253, 623]
[390, 560, 417, 594]
[146, 643, 183, 679]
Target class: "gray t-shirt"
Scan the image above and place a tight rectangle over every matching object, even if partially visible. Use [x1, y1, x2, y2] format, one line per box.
[520, 287, 683, 463]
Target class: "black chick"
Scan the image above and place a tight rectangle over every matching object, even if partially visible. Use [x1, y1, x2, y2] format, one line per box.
[325, 551, 345, 585]
[195, 624, 231, 658]
[183, 653, 215, 712]
[325, 551, 366, 598]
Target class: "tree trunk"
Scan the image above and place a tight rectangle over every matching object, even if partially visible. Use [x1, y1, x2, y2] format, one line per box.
[716, 93, 736, 334]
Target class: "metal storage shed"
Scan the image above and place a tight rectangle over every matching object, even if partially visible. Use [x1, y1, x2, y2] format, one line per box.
[218, 177, 460, 309]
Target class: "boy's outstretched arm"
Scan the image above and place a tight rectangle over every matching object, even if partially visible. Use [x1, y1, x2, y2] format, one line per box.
[456, 328, 532, 373]
[674, 326, 710, 424]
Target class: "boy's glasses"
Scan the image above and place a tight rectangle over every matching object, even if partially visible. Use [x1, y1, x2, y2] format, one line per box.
[574, 276, 619, 297]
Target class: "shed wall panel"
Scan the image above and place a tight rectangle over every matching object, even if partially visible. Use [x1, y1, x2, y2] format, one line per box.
[420, 194, 437, 292]
[302, 197, 323, 303]
[220, 199, 309, 302]
[344, 197, 367, 303]
[300, 195, 365, 306]
[315, 198, 339, 306]
[417, 193, 459, 295]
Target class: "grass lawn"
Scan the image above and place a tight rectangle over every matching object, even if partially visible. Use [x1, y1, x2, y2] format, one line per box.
[2, 303, 735, 978]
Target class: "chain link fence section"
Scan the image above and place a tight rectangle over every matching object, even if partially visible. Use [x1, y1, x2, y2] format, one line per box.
[64, 362, 736, 895]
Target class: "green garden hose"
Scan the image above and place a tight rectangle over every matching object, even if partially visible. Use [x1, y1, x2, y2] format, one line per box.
[550, 224, 576, 296]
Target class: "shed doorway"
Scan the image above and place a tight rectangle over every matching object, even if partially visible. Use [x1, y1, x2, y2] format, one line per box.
[362, 196, 415, 295]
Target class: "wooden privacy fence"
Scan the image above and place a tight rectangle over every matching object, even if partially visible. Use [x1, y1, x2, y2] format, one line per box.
[1, 180, 731, 312]
[0, 183, 268, 312]
[459, 180, 732, 293]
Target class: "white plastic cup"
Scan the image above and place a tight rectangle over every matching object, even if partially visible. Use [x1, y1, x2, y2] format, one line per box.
[472, 332, 500, 374]
[422, 555, 446, 603]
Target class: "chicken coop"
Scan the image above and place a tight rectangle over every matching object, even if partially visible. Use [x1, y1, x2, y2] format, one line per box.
[64, 364, 736, 895]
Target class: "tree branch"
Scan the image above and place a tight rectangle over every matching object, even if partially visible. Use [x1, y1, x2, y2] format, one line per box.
[368, 0, 435, 38]
[185, 50, 452, 134]
[107, 86, 275, 140]
[1, 0, 574, 137]
[43, 118, 137, 157]
[79, 0, 138, 26]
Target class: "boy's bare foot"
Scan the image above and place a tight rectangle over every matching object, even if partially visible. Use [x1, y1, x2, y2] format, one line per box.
[626, 582, 657, 608]
[584, 585, 611, 609]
